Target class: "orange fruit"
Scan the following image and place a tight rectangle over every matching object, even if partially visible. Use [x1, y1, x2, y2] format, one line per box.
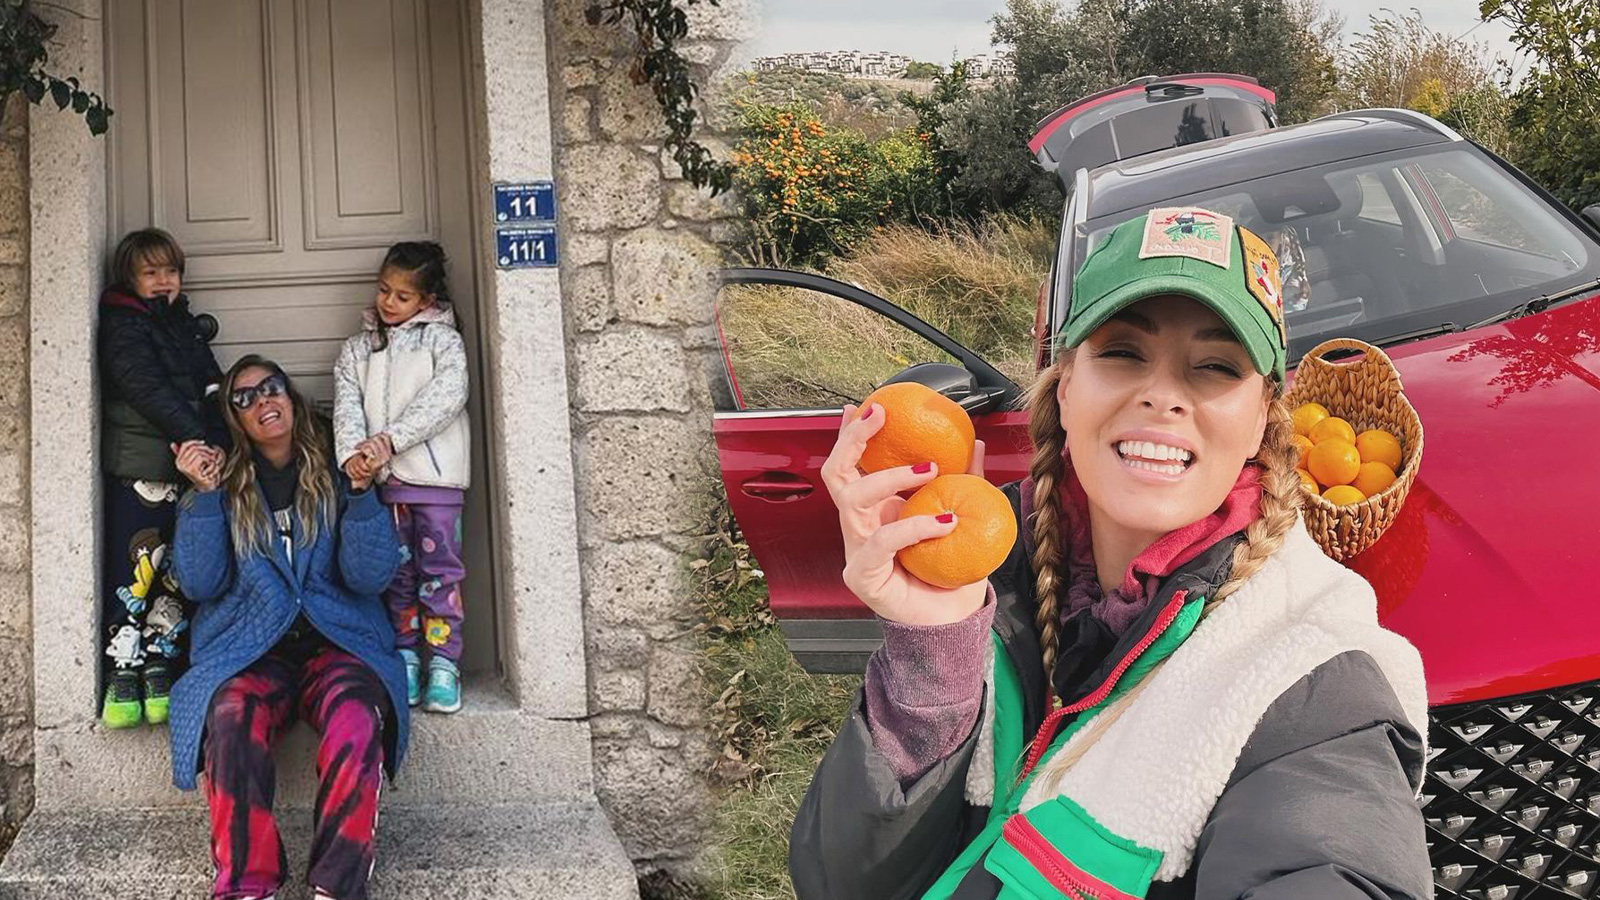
[896, 474, 1017, 589]
[1323, 484, 1366, 506]
[1356, 430, 1403, 470]
[1309, 416, 1357, 446]
[1290, 434, 1314, 464]
[1352, 461, 1397, 497]
[1292, 402, 1330, 437]
[1296, 469, 1319, 492]
[856, 382, 975, 475]
[1307, 438, 1361, 487]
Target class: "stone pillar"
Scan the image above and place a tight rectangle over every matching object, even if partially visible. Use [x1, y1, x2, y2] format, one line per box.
[474, 0, 591, 721]
[547, 0, 752, 879]
[0, 93, 33, 834]
[24, 0, 109, 808]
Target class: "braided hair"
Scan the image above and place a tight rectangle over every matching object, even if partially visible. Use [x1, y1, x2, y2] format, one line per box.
[1024, 358, 1071, 700]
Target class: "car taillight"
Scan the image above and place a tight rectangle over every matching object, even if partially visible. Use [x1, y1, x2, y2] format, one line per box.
[1426, 683, 1600, 898]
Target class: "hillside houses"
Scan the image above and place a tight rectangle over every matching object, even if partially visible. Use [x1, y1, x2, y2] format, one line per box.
[753, 49, 1014, 79]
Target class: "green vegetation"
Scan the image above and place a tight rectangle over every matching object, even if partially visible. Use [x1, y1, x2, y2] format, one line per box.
[0, 0, 112, 134]
[721, 71, 920, 138]
[904, 60, 945, 80]
[1484, 0, 1600, 209]
[719, 0, 1600, 250]
[1338, 9, 1511, 156]
[729, 102, 941, 266]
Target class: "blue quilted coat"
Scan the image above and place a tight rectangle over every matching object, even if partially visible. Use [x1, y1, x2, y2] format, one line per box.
[168, 482, 408, 790]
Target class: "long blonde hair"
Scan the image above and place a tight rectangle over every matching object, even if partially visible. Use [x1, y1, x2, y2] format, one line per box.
[217, 356, 338, 558]
[1023, 351, 1302, 790]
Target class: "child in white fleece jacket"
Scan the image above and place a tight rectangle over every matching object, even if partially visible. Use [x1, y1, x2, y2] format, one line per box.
[333, 241, 471, 713]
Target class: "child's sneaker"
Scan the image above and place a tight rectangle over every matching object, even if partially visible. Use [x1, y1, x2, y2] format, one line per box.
[101, 670, 142, 729]
[423, 657, 461, 714]
[400, 648, 422, 707]
[141, 662, 173, 725]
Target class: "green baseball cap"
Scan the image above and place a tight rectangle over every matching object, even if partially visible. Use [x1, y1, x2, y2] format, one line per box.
[1059, 207, 1289, 382]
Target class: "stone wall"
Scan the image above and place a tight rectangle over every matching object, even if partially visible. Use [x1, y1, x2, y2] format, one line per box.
[0, 94, 33, 834]
[547, 0, 751, 880]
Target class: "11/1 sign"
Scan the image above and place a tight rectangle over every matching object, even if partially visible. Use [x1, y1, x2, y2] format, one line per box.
[494, 182, 556, 223]
[496, 227, 559, 269]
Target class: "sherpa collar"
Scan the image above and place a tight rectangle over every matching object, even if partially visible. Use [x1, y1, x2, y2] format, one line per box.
[361, 299, 456, 333]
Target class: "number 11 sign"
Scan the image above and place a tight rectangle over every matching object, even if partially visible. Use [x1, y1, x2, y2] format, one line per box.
[494, 182, 557, 223]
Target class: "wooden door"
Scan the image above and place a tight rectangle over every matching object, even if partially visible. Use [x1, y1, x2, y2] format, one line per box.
[107, 0, 498, 676]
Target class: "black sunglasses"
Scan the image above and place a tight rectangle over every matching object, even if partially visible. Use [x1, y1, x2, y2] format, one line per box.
[229, 372, 288, 411]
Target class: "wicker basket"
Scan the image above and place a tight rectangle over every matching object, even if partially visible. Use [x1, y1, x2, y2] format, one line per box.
[1284, 338, 1425, 561]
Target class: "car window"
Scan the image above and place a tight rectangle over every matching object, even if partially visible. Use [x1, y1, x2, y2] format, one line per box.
[1356, 173, 1401, 225]
[717, 281, 966, 410]
[1411, 156, 1551, 255]
[1077, 145, 1598, 362]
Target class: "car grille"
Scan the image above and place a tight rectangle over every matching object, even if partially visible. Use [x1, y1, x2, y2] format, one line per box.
[1426, 682, 1600, 898]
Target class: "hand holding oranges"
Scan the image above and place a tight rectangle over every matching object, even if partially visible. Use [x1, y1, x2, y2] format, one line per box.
[1292, 401, 1403, 506]
[823, 385, 1001, 626]
[832, 385, 992, 624]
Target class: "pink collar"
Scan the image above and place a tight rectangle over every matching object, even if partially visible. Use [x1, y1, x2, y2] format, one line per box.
[1057, 457, 1262, 634]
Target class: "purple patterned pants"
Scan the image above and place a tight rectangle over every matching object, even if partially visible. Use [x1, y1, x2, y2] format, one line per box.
[385, 501, 465, 661]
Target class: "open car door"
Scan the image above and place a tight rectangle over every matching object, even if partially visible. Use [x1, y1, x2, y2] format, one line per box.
[712, 269, 1033, 672]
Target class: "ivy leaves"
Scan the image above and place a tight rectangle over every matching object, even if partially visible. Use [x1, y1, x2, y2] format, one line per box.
[0, 1, 112, 135]
[587, 0, 732, 195]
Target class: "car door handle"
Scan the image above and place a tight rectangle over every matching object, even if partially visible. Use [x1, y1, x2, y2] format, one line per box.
[742, 472, 815, 501]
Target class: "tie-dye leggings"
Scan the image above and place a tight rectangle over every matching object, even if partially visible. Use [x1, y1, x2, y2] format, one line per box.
[201, 634, 391, 900]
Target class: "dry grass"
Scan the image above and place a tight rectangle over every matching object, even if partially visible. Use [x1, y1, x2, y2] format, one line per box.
[695, 501, 860, 900]
[720, 215, 1053, 409]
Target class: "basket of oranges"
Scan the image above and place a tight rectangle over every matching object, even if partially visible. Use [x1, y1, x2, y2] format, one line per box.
[1284, 338, 1424, 561]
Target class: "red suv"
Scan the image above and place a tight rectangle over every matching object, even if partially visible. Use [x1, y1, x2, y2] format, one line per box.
[713, 76, 1600, 899]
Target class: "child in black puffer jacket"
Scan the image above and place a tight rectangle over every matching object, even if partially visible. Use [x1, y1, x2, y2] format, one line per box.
[97, 228, 227, 728]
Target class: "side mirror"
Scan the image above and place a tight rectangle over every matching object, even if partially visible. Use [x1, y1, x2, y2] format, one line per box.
[882, 362, 1008, 415]
[1583, 205, 1600, 231]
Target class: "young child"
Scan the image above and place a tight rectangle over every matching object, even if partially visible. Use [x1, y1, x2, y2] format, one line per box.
[334, 241, 471, 713]
[98, 228, 226, 728]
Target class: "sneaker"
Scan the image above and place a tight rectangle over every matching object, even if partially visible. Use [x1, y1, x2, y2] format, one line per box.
[423, 657, 461, 714]
[399, 648, 422, 707]
[101, 670, 142, 729]
[141, 662, 172, 725]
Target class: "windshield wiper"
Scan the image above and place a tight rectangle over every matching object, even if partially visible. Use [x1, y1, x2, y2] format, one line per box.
[1467, 278, 1600, 330]
[1373, 322, 1462, 348]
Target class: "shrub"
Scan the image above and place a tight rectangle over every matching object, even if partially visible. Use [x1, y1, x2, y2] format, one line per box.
[729, 102, 941, 266]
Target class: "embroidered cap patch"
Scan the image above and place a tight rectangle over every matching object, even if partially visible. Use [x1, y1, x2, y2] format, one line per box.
[1238, 226, 1288, 347]
[1138, 207, 1234, 268]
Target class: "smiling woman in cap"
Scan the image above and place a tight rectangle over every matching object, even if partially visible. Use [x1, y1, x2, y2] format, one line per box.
[790, 207, 1432, 899]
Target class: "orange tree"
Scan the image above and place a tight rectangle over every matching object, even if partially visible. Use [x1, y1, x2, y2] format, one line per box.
[730, 101, 940, 266]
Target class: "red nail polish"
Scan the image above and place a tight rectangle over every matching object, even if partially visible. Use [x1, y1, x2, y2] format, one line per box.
[936, 513, 955, 524]
[912, 461, 933, 474]
[860, 406, 874, 420]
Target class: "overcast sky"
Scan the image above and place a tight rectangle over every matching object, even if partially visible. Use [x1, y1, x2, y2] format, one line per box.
[744, 0, 1521, 72]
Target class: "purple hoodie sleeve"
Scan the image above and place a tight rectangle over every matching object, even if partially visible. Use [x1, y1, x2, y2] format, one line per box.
[862, 589, 997, 786]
